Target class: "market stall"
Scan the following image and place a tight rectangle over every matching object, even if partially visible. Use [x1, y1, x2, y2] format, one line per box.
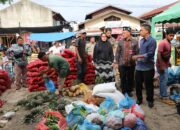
[151, 2, 180, 66]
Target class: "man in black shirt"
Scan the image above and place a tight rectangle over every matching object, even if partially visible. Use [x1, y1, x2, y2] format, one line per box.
[75, 30, 87, 83]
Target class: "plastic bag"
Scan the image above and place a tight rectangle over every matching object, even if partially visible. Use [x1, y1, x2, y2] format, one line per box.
[86, 113, 105, 125]
[94, 90, 125, 105]
[124, 113, 137, 128]
[119, 94, 135, 109]
[92, 82, 116, 95]
[133, 118, 148, 130]
[105, 110, 124, 129]
[77, 120, 101, 130]
[44, 78, 56, 93]
[132, 104, 145, 120]
[66, 105, 88, 129]
[98, 97, 117, 115]
[65, 101, 99, 114]
[121, 127, 132, 130]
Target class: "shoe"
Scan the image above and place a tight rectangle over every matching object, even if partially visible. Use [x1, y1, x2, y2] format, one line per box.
[148, 102, 154, 108]
[136, 100, 142, 105]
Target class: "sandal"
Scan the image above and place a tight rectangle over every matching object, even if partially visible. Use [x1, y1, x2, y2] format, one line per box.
[161, 99, 175, 105]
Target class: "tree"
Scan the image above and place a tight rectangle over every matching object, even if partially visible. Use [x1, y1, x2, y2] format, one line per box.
[0, 0, 13, 4]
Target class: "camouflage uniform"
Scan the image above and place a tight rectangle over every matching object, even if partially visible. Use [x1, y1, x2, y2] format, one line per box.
[7, 44, 32, 89]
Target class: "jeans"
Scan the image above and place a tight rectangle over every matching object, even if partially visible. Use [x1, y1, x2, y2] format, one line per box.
[77, 60, 86, 83]
[119, 65, 135, 94]
[157, 68, 168, 97]
[135, 69, 155, 102]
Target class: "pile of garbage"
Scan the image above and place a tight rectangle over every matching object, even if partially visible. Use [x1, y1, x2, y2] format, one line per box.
[64, 83, 147, 130]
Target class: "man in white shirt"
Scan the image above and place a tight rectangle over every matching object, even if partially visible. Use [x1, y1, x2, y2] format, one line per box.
[86, 37, 96, 56]
[49, 41, 64, 54]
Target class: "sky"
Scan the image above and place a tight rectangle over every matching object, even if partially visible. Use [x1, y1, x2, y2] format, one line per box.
[0, 0, 178, 22]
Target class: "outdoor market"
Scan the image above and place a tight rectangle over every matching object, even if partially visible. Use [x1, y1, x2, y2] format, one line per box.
[0, 0, 180, 130]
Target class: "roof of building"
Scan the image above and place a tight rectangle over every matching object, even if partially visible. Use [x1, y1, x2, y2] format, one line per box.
[139, 1, 179, 20]
[80, 9, 144, 27]
[0, 0, 66, 21]
[85, 5, 132, 20]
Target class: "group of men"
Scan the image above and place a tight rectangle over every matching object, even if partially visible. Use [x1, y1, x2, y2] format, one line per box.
[0, 23, 175, 108]
[115, 24, 175, 108]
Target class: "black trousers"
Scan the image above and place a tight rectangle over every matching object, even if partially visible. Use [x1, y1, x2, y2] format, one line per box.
[119, 65, 135, 94]
[77, 60, 86, 82]
[135, 69, 155, 102]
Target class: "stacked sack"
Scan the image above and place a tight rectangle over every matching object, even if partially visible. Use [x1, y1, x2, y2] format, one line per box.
[0, 69, 11, 96]
[84, 55, 96, 85]
[27, 60, 58, 92]
[61, 49, 77, 87]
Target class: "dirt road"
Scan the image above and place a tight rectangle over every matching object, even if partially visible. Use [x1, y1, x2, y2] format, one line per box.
[0, 87, 179, 130]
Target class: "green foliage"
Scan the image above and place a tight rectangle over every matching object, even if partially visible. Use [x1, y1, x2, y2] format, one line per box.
[0, 0, 13, 4]
[17, 92, 70, 124]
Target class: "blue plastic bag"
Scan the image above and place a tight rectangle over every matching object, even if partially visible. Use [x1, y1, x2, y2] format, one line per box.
[44, 78, 56, 93]
[133, 118, 148, 130]
[77, 120, 101, 130]
[121, 127, 132, 130]
[66, 105, 89, 129]
[119, 93, 135, 109]
[98, 97, 117, 115]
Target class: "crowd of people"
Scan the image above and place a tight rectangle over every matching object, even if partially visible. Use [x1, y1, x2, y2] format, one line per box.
[0, 23, 176, 108]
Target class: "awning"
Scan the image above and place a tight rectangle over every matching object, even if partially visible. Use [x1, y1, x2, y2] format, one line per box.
[29, 32, 76, 42]
[0, 26, 65, 34]
[152, 2, 180, 37]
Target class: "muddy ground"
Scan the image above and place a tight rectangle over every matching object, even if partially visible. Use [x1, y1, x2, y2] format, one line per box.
[0, 87, 179, 130]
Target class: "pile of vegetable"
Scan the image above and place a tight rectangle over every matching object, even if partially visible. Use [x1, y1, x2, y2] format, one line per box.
[17, 92, 70, 124]
[0, 69, 11, 96]
[84, 55, 96, 85]
[27, 49, 96, 92]
[36, 111, 67, 130]
[62, 83, 91, 97]
[0, 99, 5, 108]
[60, 49, 77, 87]
[27, 60, 58, 92]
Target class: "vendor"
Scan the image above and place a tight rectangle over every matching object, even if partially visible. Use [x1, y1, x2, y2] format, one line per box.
[37, 52, 70, 93]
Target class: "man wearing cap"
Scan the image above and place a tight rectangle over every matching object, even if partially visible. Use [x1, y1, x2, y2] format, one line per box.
[114, 27, 139, 96]
[75, 30, 87, 83]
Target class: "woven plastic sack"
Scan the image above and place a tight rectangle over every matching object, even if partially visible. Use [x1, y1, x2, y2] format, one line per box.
[35, 111, 67, 130]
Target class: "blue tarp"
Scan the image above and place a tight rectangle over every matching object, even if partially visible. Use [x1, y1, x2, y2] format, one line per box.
[29, 32, 76, 42]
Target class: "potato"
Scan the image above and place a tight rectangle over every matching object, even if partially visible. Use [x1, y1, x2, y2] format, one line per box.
[70, 85, 80, 92]
[68, 91, 73, 97]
